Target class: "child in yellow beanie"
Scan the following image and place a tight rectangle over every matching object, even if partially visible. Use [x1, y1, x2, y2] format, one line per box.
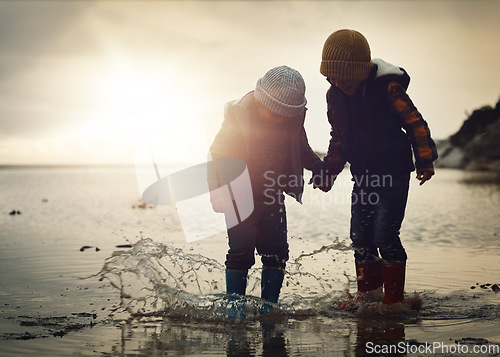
[319, 29, 438, 306]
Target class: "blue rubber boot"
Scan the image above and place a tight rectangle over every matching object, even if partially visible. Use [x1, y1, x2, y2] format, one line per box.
[261, 267, 284, 314]
[226, 269, 247, 297]
[225, 269, 247, 319]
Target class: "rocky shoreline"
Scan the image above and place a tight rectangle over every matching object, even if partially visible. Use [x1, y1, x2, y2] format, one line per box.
[435, 99, 500, 172]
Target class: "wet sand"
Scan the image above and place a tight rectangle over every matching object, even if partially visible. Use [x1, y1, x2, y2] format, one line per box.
[0, 166, 499, 356]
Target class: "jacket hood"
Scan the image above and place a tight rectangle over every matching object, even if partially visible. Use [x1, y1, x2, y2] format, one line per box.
[372, 58, 410, 90]
[223, 91, 308, 203]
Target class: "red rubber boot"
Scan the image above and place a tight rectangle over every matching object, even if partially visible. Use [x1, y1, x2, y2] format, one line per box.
[382, 264, 406, 305]
[356, 261, 383, 293]
[338, 261, 383, 309]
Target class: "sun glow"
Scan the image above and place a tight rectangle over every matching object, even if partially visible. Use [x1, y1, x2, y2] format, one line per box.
[75, 57, 210, 165]
[94, 59, 189, 137]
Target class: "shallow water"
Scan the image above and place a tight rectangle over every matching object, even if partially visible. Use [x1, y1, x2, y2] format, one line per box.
[0, 166, 499, 356]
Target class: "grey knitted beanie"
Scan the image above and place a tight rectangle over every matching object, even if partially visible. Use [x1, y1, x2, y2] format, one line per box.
[254, 65, 307, 118]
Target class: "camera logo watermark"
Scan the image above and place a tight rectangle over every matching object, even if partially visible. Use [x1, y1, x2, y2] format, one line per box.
[135, 144, 254, 243]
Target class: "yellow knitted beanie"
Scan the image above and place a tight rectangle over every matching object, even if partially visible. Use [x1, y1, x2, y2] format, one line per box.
[320, 29, 374, 82]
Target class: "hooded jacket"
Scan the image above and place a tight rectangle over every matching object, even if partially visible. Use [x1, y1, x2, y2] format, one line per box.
[325, 58, 438, 176]
[209, 91, 323, 203]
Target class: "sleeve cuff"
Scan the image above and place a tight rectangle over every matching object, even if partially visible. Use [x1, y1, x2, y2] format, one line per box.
[415, 163, 435, 174]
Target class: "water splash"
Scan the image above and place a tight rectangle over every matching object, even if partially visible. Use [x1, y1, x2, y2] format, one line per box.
[97, 238, 499, 323]
[98, 238, 355, 320]
[99, 238, 222, 317]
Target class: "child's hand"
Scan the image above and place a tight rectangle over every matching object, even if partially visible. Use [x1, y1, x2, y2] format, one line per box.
[308, 169, 336, 192]
[211, 196, 233, 213]
[310, 178, 335, 192]
[316, 182, 334, 192]
[416, 169, 433, 186]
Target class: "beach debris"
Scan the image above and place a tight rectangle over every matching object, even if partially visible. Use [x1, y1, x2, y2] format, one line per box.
[472, 282, 500, 292]
[42, 198, 48, 203]
[115, 244, 133, 249]
[131, 200, 155, 210]
[79, 246, 101, 252]
[71, 312, 97, 319]
[14, 332, 38, 340]
[52, 322, 88, 338]
[8, 315, 90, 340]
[455, 337, 490, 345]
[9, 210, 21, 215]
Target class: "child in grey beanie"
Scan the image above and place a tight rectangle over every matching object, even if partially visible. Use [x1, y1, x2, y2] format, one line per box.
[209, 65, 328, 307]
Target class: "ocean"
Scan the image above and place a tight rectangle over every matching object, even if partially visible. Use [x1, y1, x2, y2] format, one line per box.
[0, 165, 499, 356]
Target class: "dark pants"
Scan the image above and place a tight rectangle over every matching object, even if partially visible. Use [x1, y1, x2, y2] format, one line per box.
[225, 199, 288, 271]
[350, 172, 409, 264]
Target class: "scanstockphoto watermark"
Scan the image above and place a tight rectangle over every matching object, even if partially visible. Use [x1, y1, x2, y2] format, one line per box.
[262, 170, 395, 207]
[136, 148, 255, 243]
[365, 341, 500, 355]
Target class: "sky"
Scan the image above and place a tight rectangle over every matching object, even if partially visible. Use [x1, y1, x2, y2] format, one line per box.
[1, 0, 499, 165]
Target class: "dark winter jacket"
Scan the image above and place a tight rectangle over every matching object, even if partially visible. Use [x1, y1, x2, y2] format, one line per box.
[325, 58, 438, 176]
[209, 91, 324, 203]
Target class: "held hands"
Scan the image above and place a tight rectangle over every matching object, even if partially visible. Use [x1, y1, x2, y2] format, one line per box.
[309, 167, 337, 192]
[416, 169, 434, 186]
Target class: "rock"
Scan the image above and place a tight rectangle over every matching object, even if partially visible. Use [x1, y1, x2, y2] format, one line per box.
[436, 99, 500, 172]
[435, 140, 465, 169]
[450, 104, 500, 148]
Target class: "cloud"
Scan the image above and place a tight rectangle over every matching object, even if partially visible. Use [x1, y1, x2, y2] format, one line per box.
[1, 1, 500, 164]
[0, 2, 105, 139]
[0, 2, 99, 57]
[0, 56, 109, 139]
